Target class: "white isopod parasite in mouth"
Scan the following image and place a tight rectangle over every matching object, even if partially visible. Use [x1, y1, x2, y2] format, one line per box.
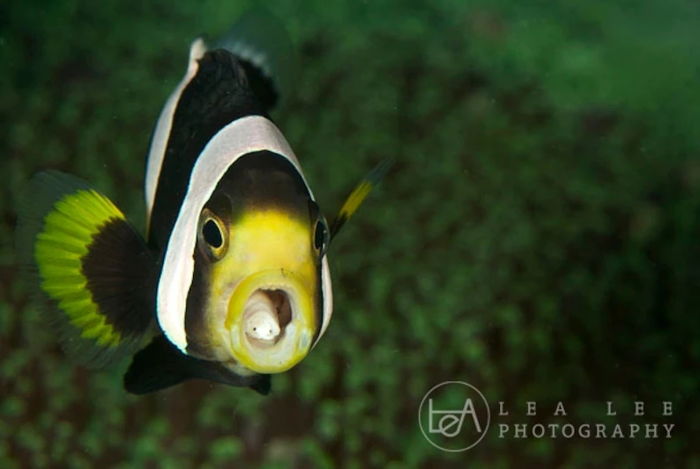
[244, 290, 284, 344]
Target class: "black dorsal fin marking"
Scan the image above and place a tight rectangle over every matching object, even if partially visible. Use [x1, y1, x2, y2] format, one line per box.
[124, 334, 271, 395]
[214, 8, 297, 112]
[237, 59, 278, 112]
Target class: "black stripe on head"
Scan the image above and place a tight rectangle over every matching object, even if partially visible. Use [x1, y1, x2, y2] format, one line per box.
[217, 150, 312, 219]
[148, 49, 267, 251]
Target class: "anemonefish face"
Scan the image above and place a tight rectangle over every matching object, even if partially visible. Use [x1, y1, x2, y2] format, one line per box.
[185, 151, 332, 374]
[153, 114, 336, 378]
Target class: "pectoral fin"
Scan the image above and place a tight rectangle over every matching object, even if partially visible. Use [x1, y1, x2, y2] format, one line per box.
[16, 171, 156, 368]
[330, 159, 393, 239]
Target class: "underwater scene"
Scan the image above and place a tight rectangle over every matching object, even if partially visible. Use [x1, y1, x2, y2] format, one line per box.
[1, 0, 699, 467]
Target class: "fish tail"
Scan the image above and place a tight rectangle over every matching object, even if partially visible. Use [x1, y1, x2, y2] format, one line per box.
[213, 8, 297, 111]
[16, 171, 156, 368]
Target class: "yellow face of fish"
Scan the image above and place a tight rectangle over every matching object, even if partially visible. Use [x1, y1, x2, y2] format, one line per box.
[207, 209, 320, 373]
[183, 152, 331, 375]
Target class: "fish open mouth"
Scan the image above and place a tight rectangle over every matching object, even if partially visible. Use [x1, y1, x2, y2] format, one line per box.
[226, 269, 315, 373]
[243, 289, 293, 347]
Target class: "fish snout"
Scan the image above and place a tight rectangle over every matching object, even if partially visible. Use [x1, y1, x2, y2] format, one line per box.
[226, 269, 315, 373]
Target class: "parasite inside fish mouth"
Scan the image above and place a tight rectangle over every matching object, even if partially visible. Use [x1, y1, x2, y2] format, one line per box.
[243, 289, 293, 348]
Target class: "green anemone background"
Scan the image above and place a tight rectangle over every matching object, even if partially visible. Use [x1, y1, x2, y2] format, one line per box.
[1, 0, 699, 467]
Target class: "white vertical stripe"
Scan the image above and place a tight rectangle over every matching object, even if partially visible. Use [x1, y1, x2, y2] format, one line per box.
[157, 115, 315, 352]
[145, 38, 207, 230]
[314, 255, 333, 346]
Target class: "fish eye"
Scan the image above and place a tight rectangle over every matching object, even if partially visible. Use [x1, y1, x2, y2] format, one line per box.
[314, 217, 329, 255]
[199, 210, 227, 259]
[203, 219, 223, 248]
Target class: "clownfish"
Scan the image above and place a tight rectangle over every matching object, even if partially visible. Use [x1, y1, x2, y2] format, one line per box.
[16, 12, 389, 395]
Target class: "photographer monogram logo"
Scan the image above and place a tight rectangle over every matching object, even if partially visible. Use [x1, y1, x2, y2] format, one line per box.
[418, 381, 674, 452]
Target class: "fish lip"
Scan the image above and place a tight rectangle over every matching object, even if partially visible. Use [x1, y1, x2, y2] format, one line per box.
[225, 269, 315, 373]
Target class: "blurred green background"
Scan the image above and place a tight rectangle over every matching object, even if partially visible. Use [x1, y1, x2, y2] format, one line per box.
[1, 0, 699, 467]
